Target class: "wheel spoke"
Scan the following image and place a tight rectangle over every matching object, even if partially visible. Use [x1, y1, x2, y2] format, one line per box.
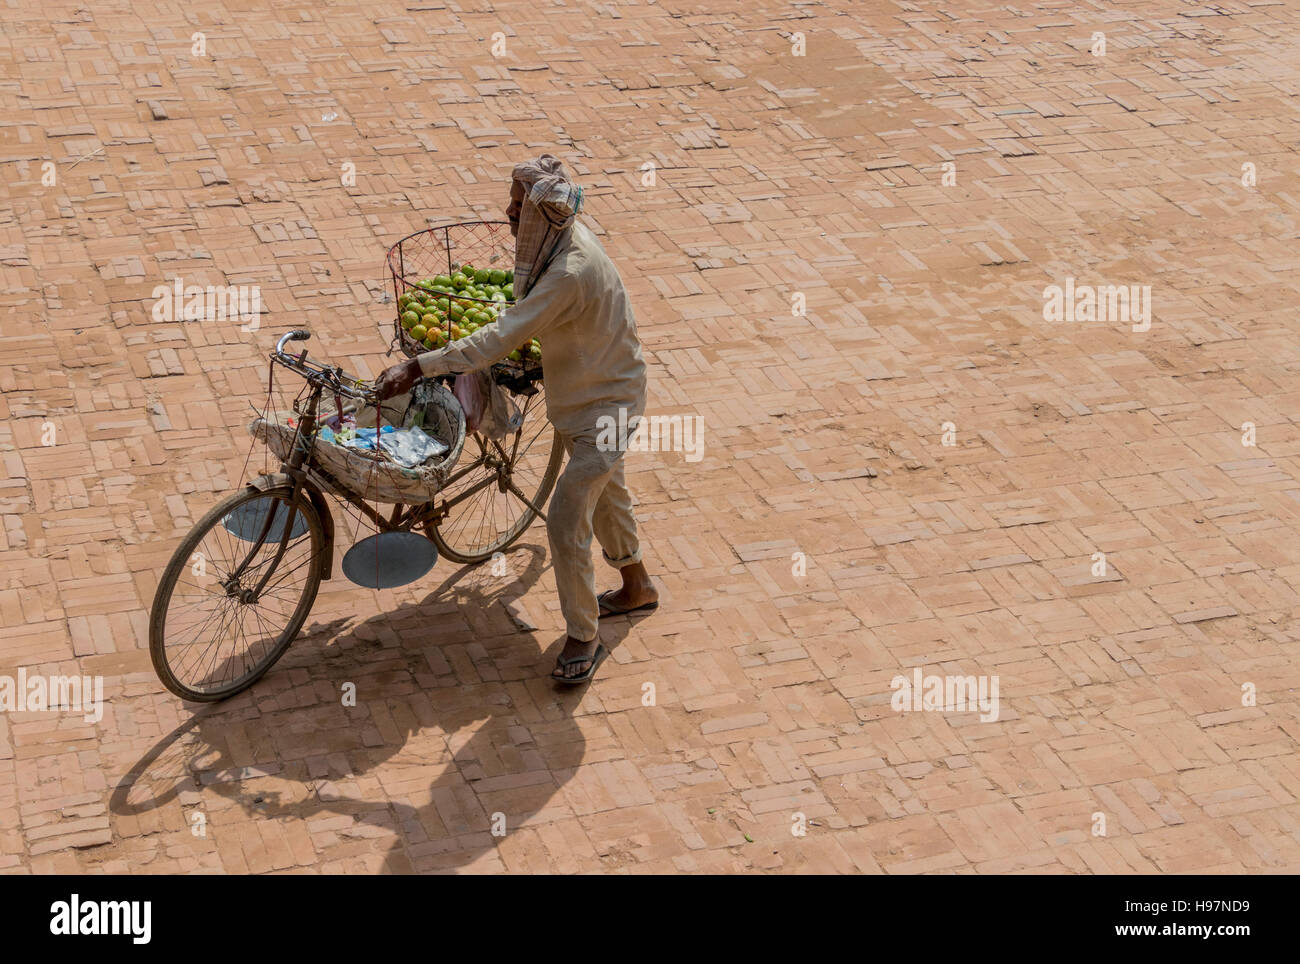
[430, 382, 561, 562]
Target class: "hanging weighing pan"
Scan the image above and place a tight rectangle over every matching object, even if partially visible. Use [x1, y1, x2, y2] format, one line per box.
[222, 497, 309, 543]
[341, 531, 438, 589]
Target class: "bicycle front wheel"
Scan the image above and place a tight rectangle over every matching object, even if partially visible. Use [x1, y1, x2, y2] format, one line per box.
[149, 486, 325, 702]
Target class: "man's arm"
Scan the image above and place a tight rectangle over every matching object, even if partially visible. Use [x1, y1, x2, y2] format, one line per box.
[416, 265, 581, 378]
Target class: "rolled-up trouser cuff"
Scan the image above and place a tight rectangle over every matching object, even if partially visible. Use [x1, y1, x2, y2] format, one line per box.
[602, 546, 642, 569]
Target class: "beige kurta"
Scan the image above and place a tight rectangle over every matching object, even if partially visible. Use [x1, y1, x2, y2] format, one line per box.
[415, 222, 648, 437]
[415, 221, 649, 643]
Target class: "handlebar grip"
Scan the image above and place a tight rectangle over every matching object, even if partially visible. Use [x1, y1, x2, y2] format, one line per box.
[274, 329, 312, 355]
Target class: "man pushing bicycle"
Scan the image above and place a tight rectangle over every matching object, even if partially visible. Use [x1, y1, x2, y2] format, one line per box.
[375, 155, 658, 684]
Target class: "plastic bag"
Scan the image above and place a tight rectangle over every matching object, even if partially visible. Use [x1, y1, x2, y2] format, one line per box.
[452, 373, 485, 434]
[481, 375, 524, 440]
[338, 425, 395, 451]
[454, 371, 521, 440]
[378, 425, 449, 468]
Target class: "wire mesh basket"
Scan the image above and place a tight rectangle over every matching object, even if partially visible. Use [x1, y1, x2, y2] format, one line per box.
[386, 220, 543, 386]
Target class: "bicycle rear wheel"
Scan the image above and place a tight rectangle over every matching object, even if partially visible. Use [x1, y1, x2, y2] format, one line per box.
[150, 486, 325, 702]
[428, 384, 562, 564]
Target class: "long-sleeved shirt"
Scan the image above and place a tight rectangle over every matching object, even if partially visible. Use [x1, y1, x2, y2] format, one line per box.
[415, 222, 648, 438]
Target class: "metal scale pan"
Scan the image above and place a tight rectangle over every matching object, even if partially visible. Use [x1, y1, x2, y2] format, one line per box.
[341, 531, 438, 589]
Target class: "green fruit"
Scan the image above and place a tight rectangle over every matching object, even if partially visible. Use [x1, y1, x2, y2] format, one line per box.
[507, 350, 522, 362]
[410, 324, 427, 341]
[451, 273, 468, 290]
[401, 311, 419, 329]
[423, 336, 436, 349]
[473, 268, 490, 284]
[489, 269, 507, 285]
[503, 283, 513, 300]
[433, 274, 452, 287]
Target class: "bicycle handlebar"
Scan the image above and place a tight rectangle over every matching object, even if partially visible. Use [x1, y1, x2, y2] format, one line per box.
[276, 329, 311, 354]
[270, 329, 375, 402]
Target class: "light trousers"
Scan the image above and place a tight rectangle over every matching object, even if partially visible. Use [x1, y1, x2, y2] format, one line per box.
[547, 433, 642, 642]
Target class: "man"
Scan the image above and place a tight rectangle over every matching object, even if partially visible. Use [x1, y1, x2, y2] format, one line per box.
[375, 155, 658, 683]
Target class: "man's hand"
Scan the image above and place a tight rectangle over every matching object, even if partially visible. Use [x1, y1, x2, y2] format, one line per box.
[373, 357, 423, 401]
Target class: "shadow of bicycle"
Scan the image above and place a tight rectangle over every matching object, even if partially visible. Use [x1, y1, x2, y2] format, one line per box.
[113, 542, 634, 873]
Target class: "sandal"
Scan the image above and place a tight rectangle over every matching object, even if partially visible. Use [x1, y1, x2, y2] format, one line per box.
[551, 643, 609, 685]
[597, 590, 659, 618]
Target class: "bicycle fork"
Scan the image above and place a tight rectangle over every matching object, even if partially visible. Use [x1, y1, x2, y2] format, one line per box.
[225, 391, 321, 601]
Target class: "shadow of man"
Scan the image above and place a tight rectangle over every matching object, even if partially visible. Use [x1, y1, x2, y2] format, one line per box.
[114, 542, 636, 873]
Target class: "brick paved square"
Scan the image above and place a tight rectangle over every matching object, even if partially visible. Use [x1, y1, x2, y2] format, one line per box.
[1, 0, 1298, 875]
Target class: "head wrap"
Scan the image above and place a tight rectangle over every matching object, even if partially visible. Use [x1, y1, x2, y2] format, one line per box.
[510, 154, 583, 300]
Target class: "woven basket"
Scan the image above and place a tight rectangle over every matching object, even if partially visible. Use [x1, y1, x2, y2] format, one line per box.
[250, 381, 466, 505]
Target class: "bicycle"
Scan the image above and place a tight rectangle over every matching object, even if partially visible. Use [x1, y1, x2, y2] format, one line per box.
[148, 329, 562, 702]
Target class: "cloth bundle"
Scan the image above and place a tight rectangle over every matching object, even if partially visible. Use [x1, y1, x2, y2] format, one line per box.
[511, 154, 583, 300]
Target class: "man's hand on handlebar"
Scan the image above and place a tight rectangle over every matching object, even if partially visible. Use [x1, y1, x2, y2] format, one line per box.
[374, 356, 424, 401]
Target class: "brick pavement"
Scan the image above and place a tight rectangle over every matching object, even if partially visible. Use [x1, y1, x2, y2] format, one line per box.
[2, 0, 1299, 873]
